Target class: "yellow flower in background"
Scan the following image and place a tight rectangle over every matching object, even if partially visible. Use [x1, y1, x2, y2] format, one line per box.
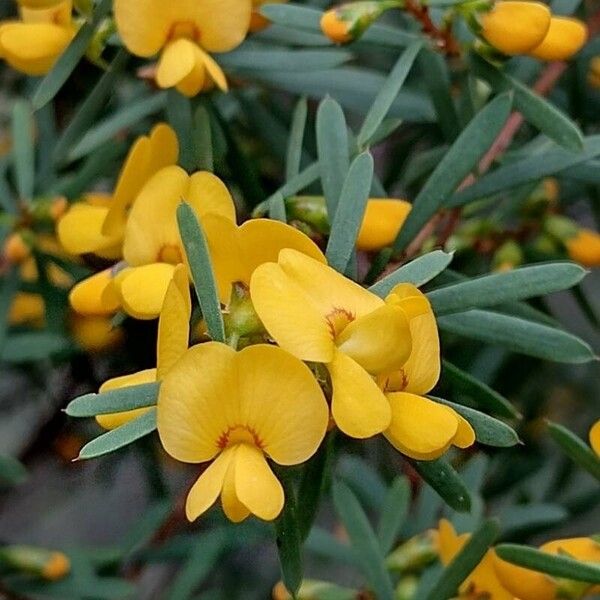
[203, 214, 325, 304]
[566, 228, 600, 267]
[588, 56, 600, 88]
[590, 419, 600, 456]
[480, 1, 551, 55]
[70, 314, 123, 354]
[113, 0, 252, 96]
[381, 284, 474, 460]
[157, 342, 329, 522]
[528, 16, 587, 61]
[356, 199, 411, 251]
[96, 264, 190, 430]
[9, 292, 46, 327]
[250, 249, 413, 439]
[58, 123, 179, 260]
[0, 0, 75, 75]
[68, 267, 121, 316]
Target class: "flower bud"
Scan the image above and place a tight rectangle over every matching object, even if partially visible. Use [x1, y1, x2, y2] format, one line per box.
[3, 231, 32, 264]
[0, 545, 70, 581]
[480, 1, 551, 55]
[356, 198, 412, 251]
[565, 228, 600, 267]
[544, 214, 579, 242]
[492, 240, 523, 271]
[386, 531, 438, 573]
[528, 16, 587, 61]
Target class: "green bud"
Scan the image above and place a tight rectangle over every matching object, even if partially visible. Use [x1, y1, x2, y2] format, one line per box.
[386, 532, 438, 574]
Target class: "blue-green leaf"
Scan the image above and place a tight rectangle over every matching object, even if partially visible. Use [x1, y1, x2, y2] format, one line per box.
[11, 100, 35, 202]
[66, 382, 160, 417]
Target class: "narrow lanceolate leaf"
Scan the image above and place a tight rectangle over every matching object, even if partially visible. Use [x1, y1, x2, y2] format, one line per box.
[471, 53, 583, 151]
[357, 42, 422, 147]
[438, 310, 595, 364]
[369, 250, 453, 297]
[495, 544, 600, 584]
[547, 421, 600, 482]
[326, 152, 373, 272]
[286, 97, 308, 181]
[442, 360, 519, 419]
[78, 408, 157, 460]
[431, 397, 520, 447]
[411, 458, 471, 512]
[260, 3, 323, 31]
[333, 481, 395, 600]
[268, 191, 287, 222]
[11, 101, 35, 201]
[177, 203, 225, 342]
[425, 520, 499, 600]
[427, 262, 586, 316]
[377, 477, 411, 555]
[66, 382, 160, 418]
[32, 0, 113, 109]
[393, 93, 513, 253]
[193, 105, 213, 172]
[0, 267, 19, 352]
[166, 91, 194, 171]
[1, 332, 70, 363]
[316, 97, 349, 218]
[53, 49, 129, 164]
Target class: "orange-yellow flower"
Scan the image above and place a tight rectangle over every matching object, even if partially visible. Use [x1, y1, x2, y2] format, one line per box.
[590, 419, 600, 457]
[356, 199, 411, 251]
[528, 16, 587, 61]
[566, 228, 600, 267]
[157, 342, 329, 522]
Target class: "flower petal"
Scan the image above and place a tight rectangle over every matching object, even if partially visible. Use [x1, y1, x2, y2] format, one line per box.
[186, 171, 236, 222]
[356, 199, 411, 251]
[528, 16, 587, 61]
[540, 537, 600, 562]
[234, 443, 284, 521]
[437, 519, 469, 565]
[69, 269, 120, 316]
[384, 392, 458, 460]
[453, 413, 476, 449]
[197, 46, 228, 91]
[156, 38, 196, 88]
[235, 344, 329, 465]
[328, 350, 391, 438]
[589, 419, 600, 457]
[492, 553, 556, 600]
[157, 342, 237, 463]
[221, 448, 251, 522]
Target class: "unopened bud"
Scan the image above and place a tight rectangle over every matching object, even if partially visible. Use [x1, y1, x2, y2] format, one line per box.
[224, 283, 265, 339]
[492, 240, 523, 271]
[544, 215, 579, 242]
[3, 231, 33, 264]
[528, 16, 587, 61]
[0, 545, 70, 581]
[386, 531, 438, 573]
[565, 228, 600, 268]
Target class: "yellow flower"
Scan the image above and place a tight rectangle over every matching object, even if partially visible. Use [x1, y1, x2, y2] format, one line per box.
[566, 228, 600, 267]
[590, 419, 600, 456]
[250, 249, 414, 439]
[436, 519, 514, 600]
[480, 1, 551, 56]
[9, 292, 45, 326]
[113, 0, 252, 96]
[58, 123, 179, 260]
[157, 342, 329, 522]
[68, 267, 122, 316]
[203, 214, 325, 304]
[96, 264, 190, 430]
[0, 0, 75, 75]
[528, 16, 587, 61]
[320, 8, 353, 44]
[3, 232, 32, 264]
[588, 56, 600, 88]
[70, 314, 123, 353]
[356, 199, 411, 251]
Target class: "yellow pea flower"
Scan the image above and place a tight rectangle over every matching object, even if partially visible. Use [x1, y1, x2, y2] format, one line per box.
[480, 1, 551, 55]
[113, 0, 252, 96]
[9, 292, 46, 326]
[566, 228, 600, 267]
[528, 16, 587, 61]
[356, 199, 412, 252]
[250, 249, 414, 439]
[70, 314, 123, 353]
[381, 284, 475, 460]
[588, 56, 600, 88]
[157, 342, 329, 522]
[58, 123, 179, 260]
[0, 0, 75, 75]
[590, 419, 600, 456]
[96, 264, 190, 430]
[203, 214, 325, 304]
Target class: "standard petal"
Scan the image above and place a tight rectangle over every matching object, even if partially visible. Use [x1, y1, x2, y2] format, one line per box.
[69, 269, 120, 316]
[156, 38, 196, 88]
[234, 443, 284, 521]
[328, 350, 391, 438]
[116, 263, 176, 320]
[590, 420, 600, 457]
[185, 447, 235, 521]
[235, 344, 329, 465]
[186, 171, 236, 222]
[384, 393, 458, 460]
[356, 199, 411, 251]
[157, 342, 237, 463]
[250, 262, 334, 363]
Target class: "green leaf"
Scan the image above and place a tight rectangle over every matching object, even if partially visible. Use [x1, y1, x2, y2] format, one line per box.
[431, 396, 520, 447]
[369, 250, 453, 297]
[393, 92, 513, 252]
[377, 477, 411, 555]
[332, 481, 395, 600]
[166, 91, 194, 171]
[32, 0, 113, 110]
[547, 421, 600, 482]
[193, 105, 213, 172]
[316, 97, 349, 218]
[495, 544, 600, 583]
[326, 152, 373, 272]
[269, 191, 287, 222]
[68, 92, 168, 161]
[78, 408, 157, 460]
[438, 310, 595, 363]
[427, 262, 586, 316]
[471, 53, 584, 151]
[424, 519, 499, 600]
[1, 332, 70, 363]
[260, 3, 322, 30]
[0, 266, 19, 352]
[500, 503, 568, 538]
[357, 42, 422, 147]
[177, 202, 225, 343]
[447, 135, 600, 207]
[53, 49, 128, 164]
[66, 382, 160, 417]
[411, 457, 471, 512]
[11, 100, 35, 202]
[0, 454, 27, 486]
[219, 48, 352, 71]
[442, 360, 519, 419]
[286, 97, 308, 181]
[305, 527, 357, 565]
